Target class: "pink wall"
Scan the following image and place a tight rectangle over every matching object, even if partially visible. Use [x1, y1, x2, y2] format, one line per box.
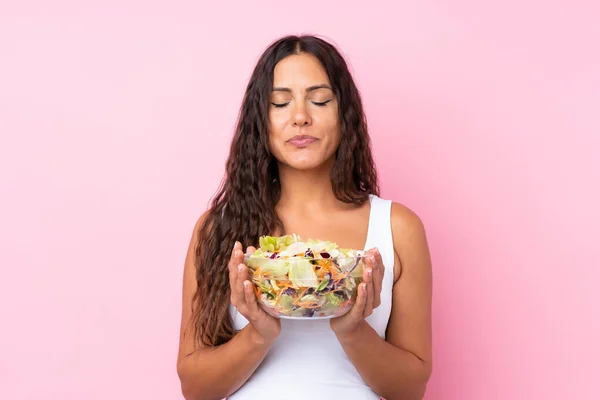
[1, 1, 598, 399]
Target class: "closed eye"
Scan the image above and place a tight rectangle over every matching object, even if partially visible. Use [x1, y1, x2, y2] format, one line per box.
[312, 99, 332, 107]
[270, 99, 332, 108]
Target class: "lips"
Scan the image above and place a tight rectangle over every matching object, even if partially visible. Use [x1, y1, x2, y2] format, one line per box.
[287, 135, 318, 147]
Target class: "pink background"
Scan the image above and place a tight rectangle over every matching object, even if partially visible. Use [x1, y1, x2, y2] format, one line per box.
[1, 1, 599, 399]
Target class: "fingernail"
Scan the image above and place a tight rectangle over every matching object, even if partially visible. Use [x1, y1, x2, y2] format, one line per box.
[238, 264, 243, 272]
[367, 268, 372, 277]
[362, 283, 367, 293]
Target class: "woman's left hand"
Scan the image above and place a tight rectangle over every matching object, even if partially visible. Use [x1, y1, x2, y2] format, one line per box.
[330, 248, 384, 336]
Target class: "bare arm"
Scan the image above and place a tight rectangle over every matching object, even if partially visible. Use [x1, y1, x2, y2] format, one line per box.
[176, 215, 278, 400]
[335, 203, 433, 400]
[177, 326, 274, 400]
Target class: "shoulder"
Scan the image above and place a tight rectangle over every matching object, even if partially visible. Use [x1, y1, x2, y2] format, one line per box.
[390, 201, 426, 240]
[194, 209, 216, 237]
[388, 201, 430, 282]
[186, 209, 215, 266]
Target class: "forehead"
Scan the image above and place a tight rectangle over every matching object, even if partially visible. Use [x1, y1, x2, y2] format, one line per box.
[272, 53, 331, 87]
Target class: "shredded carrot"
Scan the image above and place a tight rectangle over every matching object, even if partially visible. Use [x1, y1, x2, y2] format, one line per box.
[333, 272, 347, 281]
[275, 290, 284, 306]
[292, 288, 308, 305]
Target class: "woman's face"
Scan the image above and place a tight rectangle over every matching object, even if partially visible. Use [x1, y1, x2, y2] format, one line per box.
[268, 53, 340, 171]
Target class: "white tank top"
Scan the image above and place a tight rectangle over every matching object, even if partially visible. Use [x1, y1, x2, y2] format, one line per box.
[228, 194, 394, 399]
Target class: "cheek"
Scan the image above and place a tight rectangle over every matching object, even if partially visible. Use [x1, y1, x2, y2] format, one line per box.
[267, 114, 287, 156]
[322, 104, 339, 126]
[268, 111, 287, 137]
[323, 113, 341, 145]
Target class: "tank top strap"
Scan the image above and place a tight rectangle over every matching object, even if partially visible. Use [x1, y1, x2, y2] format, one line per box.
[365, 194, 395, 285]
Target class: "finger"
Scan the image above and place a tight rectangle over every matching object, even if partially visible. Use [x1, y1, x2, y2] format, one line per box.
[228, 259, 237, 287]
[230, 241, 242, 263]
[238, 262, 249, 285]
[243, 279, 261, 316]
[359, 253, 374, 317]
[363, 257, 372, 283]
[366, 248, 382, 276]
[228, 244, 239, 302]
[229, 242, 245, 277]
[233, 241, 244, 265]
[370, 251, 383, 309]
[350, 282, 368, 319]
[231, 262, 248, 308]
[373, 248, 384, 277]
[363, 270, 374, 317]
[372, 270, 383, 309]
[243, 246, 256, 280]
[364, 249, 376, 277]
[232, 242, 246, 278]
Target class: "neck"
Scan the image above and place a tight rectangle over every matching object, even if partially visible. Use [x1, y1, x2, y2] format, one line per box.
[276, 158, 340, 211]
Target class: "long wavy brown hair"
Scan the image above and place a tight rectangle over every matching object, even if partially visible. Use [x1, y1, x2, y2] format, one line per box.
[191, 35, 380, 347]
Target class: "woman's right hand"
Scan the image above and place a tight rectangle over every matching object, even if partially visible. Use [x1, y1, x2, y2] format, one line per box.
[229, 241, 281, 344]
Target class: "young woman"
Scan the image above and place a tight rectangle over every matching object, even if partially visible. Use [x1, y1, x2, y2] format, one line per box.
[177, 35, 433, 400]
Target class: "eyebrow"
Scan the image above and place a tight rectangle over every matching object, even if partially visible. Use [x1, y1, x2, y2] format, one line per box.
[272, 84, 332, 92]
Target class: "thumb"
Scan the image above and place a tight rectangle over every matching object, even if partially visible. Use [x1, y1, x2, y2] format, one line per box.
[233, 241, 244, 262]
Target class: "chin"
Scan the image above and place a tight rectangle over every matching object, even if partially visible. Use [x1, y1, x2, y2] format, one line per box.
[279, 154, 333, 171]
[284, 160, 323, 171]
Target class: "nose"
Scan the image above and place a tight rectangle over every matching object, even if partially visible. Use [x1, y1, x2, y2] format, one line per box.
[292, 103, 311, 127]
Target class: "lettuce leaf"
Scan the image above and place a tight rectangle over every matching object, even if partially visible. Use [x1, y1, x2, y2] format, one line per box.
[288, 259, 318, 287]
[325, 292, 343, 307]
[258, 235, 296, 252]
[246, 257, 289, 279]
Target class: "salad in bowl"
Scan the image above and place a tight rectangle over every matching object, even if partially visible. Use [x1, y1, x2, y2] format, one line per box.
[243, 234, 366, 319]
